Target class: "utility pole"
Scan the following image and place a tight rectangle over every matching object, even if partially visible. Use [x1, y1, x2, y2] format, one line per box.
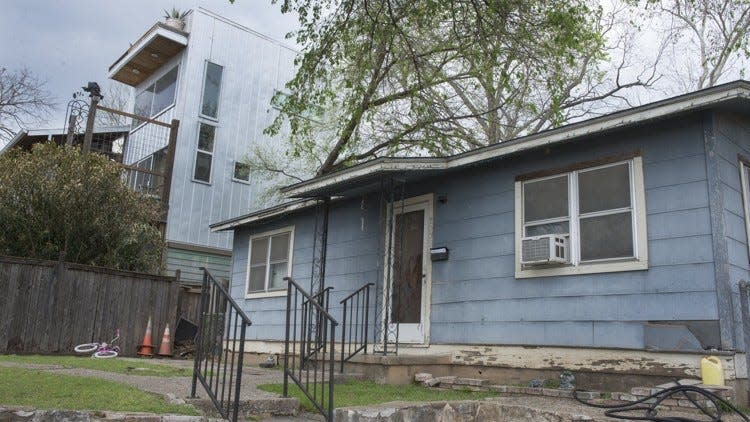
[81, 82, 102, 154]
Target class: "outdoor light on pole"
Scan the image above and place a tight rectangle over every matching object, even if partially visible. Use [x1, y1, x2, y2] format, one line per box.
[81, 82, 103, 155]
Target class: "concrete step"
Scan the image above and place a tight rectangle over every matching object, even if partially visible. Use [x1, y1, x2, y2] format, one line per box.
[188, 397, 299, 419]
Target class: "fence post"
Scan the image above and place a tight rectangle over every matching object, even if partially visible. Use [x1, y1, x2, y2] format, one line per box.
[191, 269, 210, 398]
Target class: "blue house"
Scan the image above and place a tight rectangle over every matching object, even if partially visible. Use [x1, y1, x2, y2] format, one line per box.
[212, 81, 750, 397]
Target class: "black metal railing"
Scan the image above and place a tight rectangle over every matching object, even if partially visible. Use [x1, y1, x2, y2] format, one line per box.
[302, 286, 333, 363]
[191, 268, 252, 422]
[340, 283, 374, 372]
[284, 277, 338, 421]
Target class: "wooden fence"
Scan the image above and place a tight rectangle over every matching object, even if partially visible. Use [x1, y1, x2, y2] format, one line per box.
[0, 255, 199, 356]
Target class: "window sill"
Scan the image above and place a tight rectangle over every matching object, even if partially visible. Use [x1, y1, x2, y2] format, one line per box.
[515, 259, 648, 279]
[232, 178, 252, 185]
[191, 178, 212, 186]
[245, 289, 287, 299]
[199, 114, 219, 123]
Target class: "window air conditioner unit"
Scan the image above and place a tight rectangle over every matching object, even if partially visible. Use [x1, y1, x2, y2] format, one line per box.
[521, 234, 569, 265]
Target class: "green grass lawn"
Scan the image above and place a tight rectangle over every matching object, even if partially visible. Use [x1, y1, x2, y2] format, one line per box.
[0, 355, 190, 377]
[258, 380, 499, 412]
[0, 367, 198, 415]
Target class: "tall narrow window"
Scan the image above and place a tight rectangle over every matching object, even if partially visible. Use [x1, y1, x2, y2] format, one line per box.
[193, 123, 215, 182]
[201, 62, 223, 118]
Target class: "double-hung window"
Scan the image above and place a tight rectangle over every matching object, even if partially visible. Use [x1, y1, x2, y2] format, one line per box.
[246, 227, 294, 297]
[515, 156, 648, 278]
[193, 123, 215, 183]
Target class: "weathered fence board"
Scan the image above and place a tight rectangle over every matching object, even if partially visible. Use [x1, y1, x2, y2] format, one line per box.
[0, 255, 192, 356]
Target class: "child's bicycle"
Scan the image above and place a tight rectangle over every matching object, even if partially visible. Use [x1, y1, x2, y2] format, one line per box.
[74, 329, 121, 358]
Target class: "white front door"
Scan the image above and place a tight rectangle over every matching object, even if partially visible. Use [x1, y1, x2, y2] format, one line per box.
[383, 194, 432, 344]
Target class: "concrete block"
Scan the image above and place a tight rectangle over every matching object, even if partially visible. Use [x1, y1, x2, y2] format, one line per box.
[488, 385, 507, 393]
[575, 391, 601, 400]
[454, 377, 489, 387]
[414, 372, 432, 382]
[424, 378, 441, 387]
[630, 387, 651, 396]
[435, 376, 457, 385]
[618, 394, 637, 402]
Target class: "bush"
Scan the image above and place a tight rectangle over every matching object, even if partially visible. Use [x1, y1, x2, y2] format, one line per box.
[0, 143, 164, 272]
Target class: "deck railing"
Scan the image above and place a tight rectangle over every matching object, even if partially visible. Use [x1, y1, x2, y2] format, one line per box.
[340, 283, 374, 372]
[283, 277, 338, 421]
[191, 268, 252, 422]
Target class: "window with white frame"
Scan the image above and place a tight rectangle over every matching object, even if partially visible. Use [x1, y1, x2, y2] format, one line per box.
[739, 160, 750, 255]
[193, 123, 215, 183]
[233, 161, 251, 182]
[200, 62, 223, 119]
[246, 228, 294, 295]
[515, 156, 648, 277]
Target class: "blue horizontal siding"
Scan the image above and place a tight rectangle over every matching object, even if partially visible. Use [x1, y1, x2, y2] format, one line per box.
[227, 113, 726, 349]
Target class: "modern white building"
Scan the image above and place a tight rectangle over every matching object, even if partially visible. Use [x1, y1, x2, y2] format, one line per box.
[108, 8, 296, 283]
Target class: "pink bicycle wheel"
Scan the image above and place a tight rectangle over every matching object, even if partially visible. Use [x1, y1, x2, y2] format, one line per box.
[93, 350, 118, 358]
[74, 343, 99, 353]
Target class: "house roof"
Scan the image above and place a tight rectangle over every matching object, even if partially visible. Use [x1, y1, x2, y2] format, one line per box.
[212, 80, 750, 232]
[1, 125, 130, 155]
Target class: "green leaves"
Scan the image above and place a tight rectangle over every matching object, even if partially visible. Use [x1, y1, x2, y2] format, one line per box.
[0, 144, 164, 273]
[264, 0, 609, 176]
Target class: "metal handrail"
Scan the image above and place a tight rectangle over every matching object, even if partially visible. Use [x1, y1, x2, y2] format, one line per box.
[191, 268, 252, 422]
[283, 277, 338, 421]
[285, 277, 338, 322]
[340, 283, 374, 372]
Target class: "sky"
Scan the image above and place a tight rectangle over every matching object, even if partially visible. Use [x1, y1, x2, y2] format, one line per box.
[0, 0, 299, 147]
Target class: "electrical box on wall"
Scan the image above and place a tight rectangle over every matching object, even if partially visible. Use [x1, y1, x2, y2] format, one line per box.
[430, 247, 449, 261]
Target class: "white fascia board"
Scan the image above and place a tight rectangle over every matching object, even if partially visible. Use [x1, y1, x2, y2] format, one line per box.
[210, 199, 321, 232]
[107, 26, 188, 80]
[281, 84, 750, 198]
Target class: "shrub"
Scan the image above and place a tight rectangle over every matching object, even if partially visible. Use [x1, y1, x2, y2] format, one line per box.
[0, 143, 164, 272]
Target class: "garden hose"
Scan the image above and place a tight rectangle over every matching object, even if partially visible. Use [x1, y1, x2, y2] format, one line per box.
[573, 383, 750, 422]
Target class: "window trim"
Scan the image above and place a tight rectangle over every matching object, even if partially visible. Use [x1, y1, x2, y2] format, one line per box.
[514, 155, 648, 279]
[192, 122, 216, 184]
[738, 156, 750, 261]
[199, 60, 224, 121]
[245, 226, 295, 299]
[232, 161, 252, 184]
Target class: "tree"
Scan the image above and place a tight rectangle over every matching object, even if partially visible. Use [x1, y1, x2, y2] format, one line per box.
[0, 143, 164, 273]
[262, 0, 658, 179]
[642, 0, 750, 90]
[96, 81, 132, 127]
[0, 67, 55, 143]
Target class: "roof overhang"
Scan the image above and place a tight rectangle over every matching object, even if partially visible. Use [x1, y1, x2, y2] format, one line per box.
[210, 199, 322, 232]
[108, 23, 188, 87]
[281, 80, 750, 198]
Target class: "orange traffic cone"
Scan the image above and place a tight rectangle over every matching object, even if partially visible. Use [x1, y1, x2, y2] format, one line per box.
[137, 316, 154, 357]
[157, 324, 173, 357]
